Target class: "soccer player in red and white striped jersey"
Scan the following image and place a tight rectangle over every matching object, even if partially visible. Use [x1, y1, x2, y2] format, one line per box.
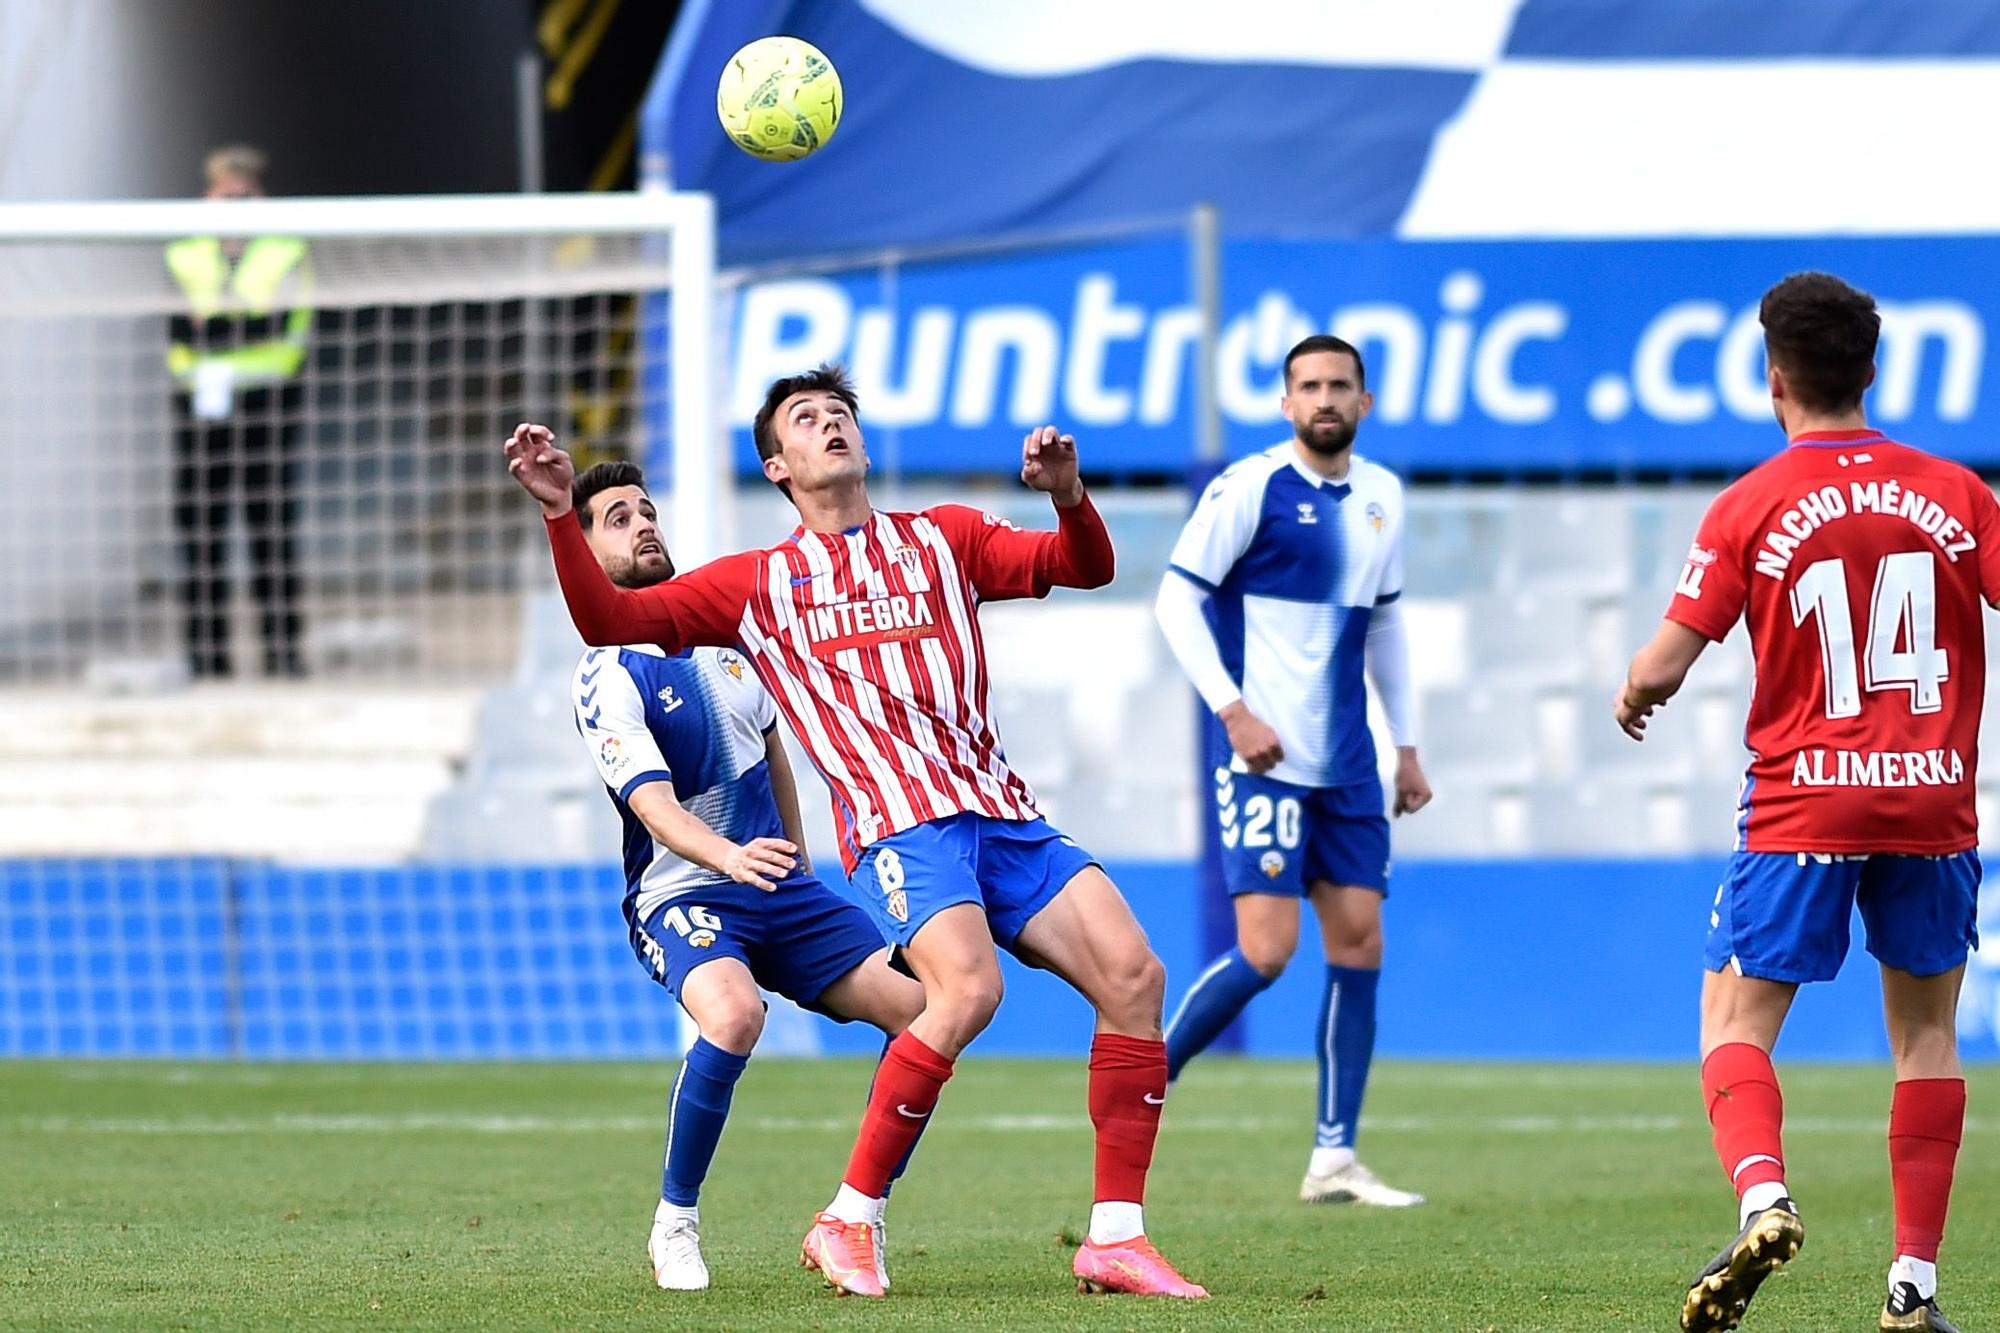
[505, 364, 1205, 1300]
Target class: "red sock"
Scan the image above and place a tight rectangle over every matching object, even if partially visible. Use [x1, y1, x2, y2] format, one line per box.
[1890, 1077, 1965, 1262]
[1089, 1033, 1167, 1206]
[1702, 1043, 1787, 1199]
[842, 1031, 953, 1197]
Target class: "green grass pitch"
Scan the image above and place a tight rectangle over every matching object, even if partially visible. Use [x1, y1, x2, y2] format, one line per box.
[3, 1058, 1995, 1330]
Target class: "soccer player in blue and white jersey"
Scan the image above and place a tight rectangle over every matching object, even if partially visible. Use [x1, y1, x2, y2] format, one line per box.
[1154, 334, 1433, 1207]
[566, 461, 927, 1292]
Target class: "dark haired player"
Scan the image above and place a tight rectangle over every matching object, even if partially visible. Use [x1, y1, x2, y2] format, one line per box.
[562, 460, 927, 1292]
[1620, 273, 1988, 1333]
[507, 367, 1205, 1299]
[1155, 334, 1431, 1207]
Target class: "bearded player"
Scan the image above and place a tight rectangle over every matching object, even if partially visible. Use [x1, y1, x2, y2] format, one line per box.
[506, 364, 1204, 1300]
[1620, 273, 1988, 1333]
[563, 459, 928, 1292]
[1155, 333, 1431, 1207]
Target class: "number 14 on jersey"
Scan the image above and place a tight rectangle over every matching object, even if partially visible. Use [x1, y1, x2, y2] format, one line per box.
[1791, 551, 1949, 719]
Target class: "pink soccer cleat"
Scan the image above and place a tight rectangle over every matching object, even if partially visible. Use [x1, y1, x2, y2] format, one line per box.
[800, 1212, 886, 1298]
[1072, 1235, 1209, 1299]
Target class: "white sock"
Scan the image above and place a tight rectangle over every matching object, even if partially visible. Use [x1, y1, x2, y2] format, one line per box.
[826, 1183, 878, 1225]
[1087, 1201, 1145, 1245]
[654, 1199, 697, 1228]
[1310, 1146, 1356, 1177]
[1738, 1180, 1788, 1226]
[1890, 1255, 1938, 1302]
[868, 1195, 888, 1226]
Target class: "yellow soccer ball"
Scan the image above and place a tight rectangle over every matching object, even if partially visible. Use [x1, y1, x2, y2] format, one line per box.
[716, 36, 842, 163]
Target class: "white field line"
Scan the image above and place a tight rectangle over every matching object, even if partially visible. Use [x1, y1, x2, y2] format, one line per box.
[4, 1112, 1992, 1136]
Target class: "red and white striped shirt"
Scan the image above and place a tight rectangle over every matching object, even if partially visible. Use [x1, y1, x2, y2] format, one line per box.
[547, 498, 1115, 870]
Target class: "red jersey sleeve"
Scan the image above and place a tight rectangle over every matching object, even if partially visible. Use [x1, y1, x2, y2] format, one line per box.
[925, 496, 1116, 602]
[1972, 482, 2000, 608]
[545, 512, 753, 650]
[1664, 487, 1751, 642]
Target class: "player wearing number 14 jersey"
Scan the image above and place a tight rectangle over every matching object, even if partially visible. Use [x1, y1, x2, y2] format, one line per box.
[1619, 273, 1989, 1333]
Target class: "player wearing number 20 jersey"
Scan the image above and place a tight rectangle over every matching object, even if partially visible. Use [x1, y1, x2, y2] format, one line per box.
[1669, 430, 2000, 856]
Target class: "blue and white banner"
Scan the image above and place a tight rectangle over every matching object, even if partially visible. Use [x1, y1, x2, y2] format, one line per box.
[726, 235, 1993, 476]
[649, 1, 2000, 263]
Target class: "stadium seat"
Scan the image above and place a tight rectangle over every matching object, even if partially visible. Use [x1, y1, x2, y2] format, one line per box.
[1505, 492, 1634, 597]
[1523, 777, 1683, 856]
[1467, 591, 1590, 687]
[1420, 685, 1542, 785]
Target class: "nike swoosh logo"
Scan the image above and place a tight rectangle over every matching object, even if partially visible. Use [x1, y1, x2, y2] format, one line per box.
[1142, 1093, 1165, 1105]
[895, 1104, 929, 1119]
[791, 575, 814, 586]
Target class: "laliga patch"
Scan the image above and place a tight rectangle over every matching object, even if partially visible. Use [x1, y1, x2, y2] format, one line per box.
[1259, 850, 1286, 879]
[598, 734, 626, 772]
[886, 889, 909, 923]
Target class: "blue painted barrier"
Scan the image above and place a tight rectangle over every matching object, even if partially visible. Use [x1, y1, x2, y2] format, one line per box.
[5, 857, 1994, 1061]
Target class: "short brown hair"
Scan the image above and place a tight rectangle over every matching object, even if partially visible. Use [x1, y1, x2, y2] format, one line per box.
[572, 460, 646, 532]
[1759, 271, 1879, 415]
[204, 144, 267, 187]
[751, 363, 859, 497]
[1283, 334, 1367, 391]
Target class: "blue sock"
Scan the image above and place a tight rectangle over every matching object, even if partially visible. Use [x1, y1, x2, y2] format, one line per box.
[870, 1035, 926, 1198]
[1164, 947, 1275, 1081]
[1316, 965, 1379, 1150]
[661, 1037, 749, 1207]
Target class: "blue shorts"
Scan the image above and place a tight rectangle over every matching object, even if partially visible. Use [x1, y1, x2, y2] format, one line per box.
[1704, 851, 1981, 983]
[852, 812, 1098, 955]
[1214, 770, 1391, 897]
[625, 874, 884, 1017]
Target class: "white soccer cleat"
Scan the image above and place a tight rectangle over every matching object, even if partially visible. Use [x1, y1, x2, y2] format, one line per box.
[873, 1212, 891, 1291]
[649, 1215, 710, 1290]
[1300, 1159, 1426, 1207]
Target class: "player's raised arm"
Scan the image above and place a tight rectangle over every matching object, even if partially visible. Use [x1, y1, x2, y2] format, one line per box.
[922, 426, 1115, 601]
[504, 422, 746, 651]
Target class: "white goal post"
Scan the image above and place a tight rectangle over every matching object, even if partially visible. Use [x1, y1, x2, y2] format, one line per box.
[0, 190, 720, 685]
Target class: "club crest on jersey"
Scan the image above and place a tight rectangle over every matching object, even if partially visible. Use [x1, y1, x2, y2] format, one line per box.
[1366, 501, 1386, 532]
[688, 929, 717, 949]
[893, 545, 923, 574]
[657, 685, 685, 713]
[719, 652, 745, 680]
[1296, 502, 1319, 525]
[1259, 850, 1286, 879]
[886, 889, 908, 923]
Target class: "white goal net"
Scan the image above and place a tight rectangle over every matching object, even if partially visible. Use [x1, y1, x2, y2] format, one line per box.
[0, 191, 720, 687]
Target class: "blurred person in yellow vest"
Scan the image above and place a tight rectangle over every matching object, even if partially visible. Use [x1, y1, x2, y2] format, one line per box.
[165, 145, 313, 679]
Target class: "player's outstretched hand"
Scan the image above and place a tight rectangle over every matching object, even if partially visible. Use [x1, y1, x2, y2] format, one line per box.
[1021, 425, 1084, 506]
[1392, 749, 1433, 817]
[1219, 700, 1284, 773]
[504, 422, 576, 518]
[1614, 690, 1659, 741]
[724, 836, 799, 892]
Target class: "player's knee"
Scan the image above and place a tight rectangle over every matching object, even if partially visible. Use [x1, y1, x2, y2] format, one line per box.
[1239, 935, 1296, 978]
[936, 967, 1004, 1031]
[1101, 946, 1166, 1019]
[699, 1000, 765, 1054]
[1326, 934, 1383, 969]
